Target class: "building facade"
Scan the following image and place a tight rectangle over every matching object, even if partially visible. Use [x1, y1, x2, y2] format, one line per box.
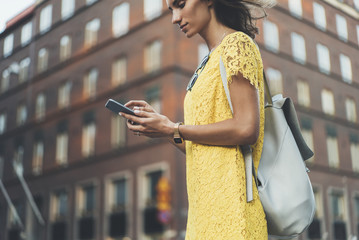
[0, 0, 358, 239]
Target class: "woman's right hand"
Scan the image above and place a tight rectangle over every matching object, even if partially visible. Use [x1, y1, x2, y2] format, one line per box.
[121, 100, 175, 138]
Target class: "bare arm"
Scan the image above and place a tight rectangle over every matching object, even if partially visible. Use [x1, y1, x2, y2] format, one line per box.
[121, 72, 260, 147]
[167, 137, 186, 154]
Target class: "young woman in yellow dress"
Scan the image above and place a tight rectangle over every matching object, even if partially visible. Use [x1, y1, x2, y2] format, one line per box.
[121, 0, 275, 238]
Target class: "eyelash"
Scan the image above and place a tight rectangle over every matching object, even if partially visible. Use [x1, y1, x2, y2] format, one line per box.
[178, 2, 185, 8]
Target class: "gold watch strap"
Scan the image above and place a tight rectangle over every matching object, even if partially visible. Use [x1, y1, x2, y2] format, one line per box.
[173, 122, 183, 144]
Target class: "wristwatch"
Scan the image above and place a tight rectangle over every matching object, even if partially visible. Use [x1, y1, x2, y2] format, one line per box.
[173, 122, 184, 144]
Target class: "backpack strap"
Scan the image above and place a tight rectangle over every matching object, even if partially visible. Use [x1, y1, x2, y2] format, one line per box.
[220, 56, 259, 203]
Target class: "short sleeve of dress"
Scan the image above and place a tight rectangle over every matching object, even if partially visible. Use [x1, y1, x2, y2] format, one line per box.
[220, 32, 262, 89]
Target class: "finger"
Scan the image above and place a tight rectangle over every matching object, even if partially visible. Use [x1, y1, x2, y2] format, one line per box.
[125, 100, 148, 108]
[133, 109, 154, 118]
[120, 112, 143, 124]
[133, 106, 155, 113]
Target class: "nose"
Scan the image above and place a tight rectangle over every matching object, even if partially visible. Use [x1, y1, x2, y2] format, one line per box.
[171, 9, 181, 25]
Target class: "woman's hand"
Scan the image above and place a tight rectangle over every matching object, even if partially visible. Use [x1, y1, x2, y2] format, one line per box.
[121, 100, 175, 138]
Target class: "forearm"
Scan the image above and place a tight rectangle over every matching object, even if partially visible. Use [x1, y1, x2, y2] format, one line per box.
[178, 118, 258, 146]
[167, 137, 186, 154]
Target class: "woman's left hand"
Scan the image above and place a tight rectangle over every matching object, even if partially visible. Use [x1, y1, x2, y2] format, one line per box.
[120, 100, 175, 138]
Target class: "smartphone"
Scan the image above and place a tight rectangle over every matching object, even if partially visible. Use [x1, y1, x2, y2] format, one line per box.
[105, 99, 136, 116]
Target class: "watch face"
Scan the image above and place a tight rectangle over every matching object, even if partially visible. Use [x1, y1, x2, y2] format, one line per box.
[174, 138, 183, 144]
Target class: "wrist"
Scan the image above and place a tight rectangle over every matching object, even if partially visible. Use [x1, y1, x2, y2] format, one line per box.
[173, 122, 184, 144]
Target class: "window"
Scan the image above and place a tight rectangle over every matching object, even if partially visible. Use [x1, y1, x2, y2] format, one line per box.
[291, 32, 306, 64]
[331, 192, 347, 239]
[354, 196, 359, 236]
[146, 87, 161, 113]
[32, 140, 44, 175]
[61, 0, 74, 20]
[35, 93, 46, 121]
[83, 68, 98, 99]
[14, 145, 24, 168]
[56, 121, 68, 166]
[60, 35, 72, 61]
[1, 69, 10, 93]
[326, 126, 339, 168]
[21, 22, 32, 46]
[19, 58, 31, 83]
[50, 191, 68, 240]
[313, 2, 326, 30]
[144, 0, 162, 21]
[297, 80, 310, 107]
[288, 0, 302, 17]
[351, 139, 359, 172]
[37, 48, 49, 73]
[307, 188, 323, 239]
[111, 116, 126, 148]
[316, 43, 330, 74]
[86, 0, 97, 5]
[263, 20, 279, 53]
[58, 81, 71, 108]
[321, 89, 335, 115]
[78, 185, 96, 216]
[345, 97, 357, 122]
[77, 184, 96, 240]
[327, 135, 339, 168]
[301, 119, 314, 162]
[107, 176, 129, 238]
[198, 44, 209, 64]
[82, 122, 96, 157]
[339, 54, 352, 83]
[145, 170, 163, 207]
[112, 57, 127, 86]
[0, 112, 6, 134]
[7, 201, 25, 228]
[82, 113, 96, 158]
[39, 5, 52, 34]
[0, 155, 3, 179]
[144, 40, 162, 73]
[355, 0, 359, 11]
[336, 14, 348, 42]
[3, 34, 14, 57]
[109, 178, 127, 211]
[16, 104, 27, 126]
[357, 26, 359, 46]
[266, 68, 283, 95]
[84, 18, 100, 48]
[51, 190, 68, 221]
[113, 3, 130, 37]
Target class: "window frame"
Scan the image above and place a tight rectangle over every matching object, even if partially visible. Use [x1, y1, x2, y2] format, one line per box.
[313, 2, 326, 31]
[21, 22, 32, 46]
[144, 40, 162, 73]
[144, 0, 163, 21]
[339, 54, 352, 83]
[3, 34, 14, 58]
[336, 14, 348, 42]
[291, 32, 306, 64]
[316, 43, 330, 74]
[39, 5, 53, 34]
[263, 20, 279, 53]
[112, 2, 130, 37]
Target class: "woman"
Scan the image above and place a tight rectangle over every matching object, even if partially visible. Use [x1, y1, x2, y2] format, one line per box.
[121, 0, 275, 238]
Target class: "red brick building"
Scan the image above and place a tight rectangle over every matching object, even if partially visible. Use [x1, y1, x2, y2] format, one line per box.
[0, 0, 358, 239]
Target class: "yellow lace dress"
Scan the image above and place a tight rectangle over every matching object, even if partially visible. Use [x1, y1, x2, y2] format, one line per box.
[183, 32, 267, 239]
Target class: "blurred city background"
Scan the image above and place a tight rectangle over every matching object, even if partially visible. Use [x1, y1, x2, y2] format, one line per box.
[0, 0, 358, 239]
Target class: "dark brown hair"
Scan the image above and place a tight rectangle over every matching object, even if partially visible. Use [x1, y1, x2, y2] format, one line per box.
[212, 0, 268, 39]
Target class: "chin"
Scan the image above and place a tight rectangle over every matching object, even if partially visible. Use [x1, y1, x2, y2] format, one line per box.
[185, 31, 196, 38]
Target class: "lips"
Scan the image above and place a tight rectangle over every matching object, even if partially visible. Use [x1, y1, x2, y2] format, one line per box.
[180, 23, 188, 32]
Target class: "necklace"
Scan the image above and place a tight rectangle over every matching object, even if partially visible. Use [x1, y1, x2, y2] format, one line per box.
[186, 31, 229, 91]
